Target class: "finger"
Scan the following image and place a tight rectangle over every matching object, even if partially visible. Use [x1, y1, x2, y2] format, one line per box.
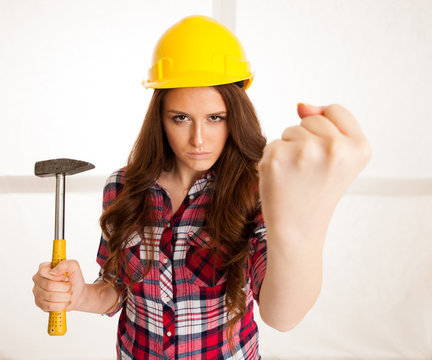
[297, 103, 325, 118]
[299, 114, 341, 139]
[37, 263, 68, 282]
[33, 273, 72, 293]
[33, 282, 72, 312]
[49, 259, 80, 281]
[281, 125, 316, 142]
[36, 286, 72, 303]
[37, 262, 53, 277]
[322, 104, 365, 138]
[35, 296, 70, 312]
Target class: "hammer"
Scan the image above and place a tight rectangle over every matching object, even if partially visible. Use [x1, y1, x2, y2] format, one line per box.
[34, 158, 95, 336]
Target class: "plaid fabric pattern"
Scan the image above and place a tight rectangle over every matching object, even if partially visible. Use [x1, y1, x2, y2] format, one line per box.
[96, 168, 267, 359]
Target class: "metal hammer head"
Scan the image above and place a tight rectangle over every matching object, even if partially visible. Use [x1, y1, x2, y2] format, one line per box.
[34, 158, 95, 177]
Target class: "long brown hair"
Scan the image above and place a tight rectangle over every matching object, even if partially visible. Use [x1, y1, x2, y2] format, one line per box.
[100, 82, 266, 354]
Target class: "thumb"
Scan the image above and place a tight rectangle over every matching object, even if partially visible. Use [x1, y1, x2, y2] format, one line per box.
[49, 259, 83, 283]
[297, 103, 326, 118]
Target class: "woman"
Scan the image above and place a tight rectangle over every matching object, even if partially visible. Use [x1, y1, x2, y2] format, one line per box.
[32, 15, 372, 359]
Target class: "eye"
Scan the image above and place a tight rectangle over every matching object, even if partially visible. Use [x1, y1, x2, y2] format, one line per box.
[209, 115, 225, 122]
[172, 114, 189, 122]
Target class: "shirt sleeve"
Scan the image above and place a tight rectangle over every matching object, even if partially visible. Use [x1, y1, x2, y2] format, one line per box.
[94, 168, 127, 317]
[248, 205, 267, 306]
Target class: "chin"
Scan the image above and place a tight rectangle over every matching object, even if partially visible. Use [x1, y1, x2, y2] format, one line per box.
[192, 164, 213, 172]
[187, 159, 215, 172]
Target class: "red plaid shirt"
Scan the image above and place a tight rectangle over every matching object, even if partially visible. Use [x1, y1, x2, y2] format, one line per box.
[96, 168, 267, 359]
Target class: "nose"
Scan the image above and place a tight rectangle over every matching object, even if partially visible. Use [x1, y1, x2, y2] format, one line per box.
[190, 121, 203, 149]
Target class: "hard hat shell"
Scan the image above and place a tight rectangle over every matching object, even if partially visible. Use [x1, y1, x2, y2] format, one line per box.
[142, 15, 254, 90]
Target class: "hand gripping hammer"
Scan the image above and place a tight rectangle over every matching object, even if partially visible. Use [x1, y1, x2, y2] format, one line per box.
[34, 158, 95, 335]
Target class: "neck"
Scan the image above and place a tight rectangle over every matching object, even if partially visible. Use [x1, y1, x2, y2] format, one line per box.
[167, 161, 206, 191]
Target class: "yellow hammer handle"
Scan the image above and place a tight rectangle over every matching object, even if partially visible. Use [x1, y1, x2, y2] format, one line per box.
[48, 239, 67, 336]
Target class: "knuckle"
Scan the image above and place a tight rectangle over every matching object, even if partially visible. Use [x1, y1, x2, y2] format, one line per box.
[303, 137, 319, 150]
[266, 142, 285, 168]
[268, 142, 282, 159]
[327, 138, 344, 157]
[260, 141, 279, 164]
[327, 140, 350, 169]
[298, 139, 323, 162]
[34, 297, 42, 309]
[33, 275, 43, 289]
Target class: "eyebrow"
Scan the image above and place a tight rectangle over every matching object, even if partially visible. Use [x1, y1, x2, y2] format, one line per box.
[167, 110, 227, 116]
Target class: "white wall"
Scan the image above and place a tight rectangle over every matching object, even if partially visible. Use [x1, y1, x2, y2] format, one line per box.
[1, 0, 431, 359]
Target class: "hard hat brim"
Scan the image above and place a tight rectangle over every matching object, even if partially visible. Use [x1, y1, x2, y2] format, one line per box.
[142, 72, 255, 90]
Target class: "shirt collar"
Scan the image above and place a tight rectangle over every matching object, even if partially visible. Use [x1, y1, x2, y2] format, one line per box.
[188, 169, 216, 196]
[152, 168, 216, 195]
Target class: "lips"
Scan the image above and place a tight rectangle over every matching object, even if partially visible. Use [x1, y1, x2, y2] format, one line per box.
[187, 152, 212, 160]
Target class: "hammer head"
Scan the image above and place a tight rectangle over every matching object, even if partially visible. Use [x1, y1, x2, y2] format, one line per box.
[34, 158, 95, 177]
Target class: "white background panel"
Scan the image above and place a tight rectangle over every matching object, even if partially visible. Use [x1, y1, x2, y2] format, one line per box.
[0, 0, 431, 359]
[236, 0, 432, 178]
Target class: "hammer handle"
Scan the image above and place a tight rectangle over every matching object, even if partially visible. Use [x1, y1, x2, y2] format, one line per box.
[48, 239, 67, 336]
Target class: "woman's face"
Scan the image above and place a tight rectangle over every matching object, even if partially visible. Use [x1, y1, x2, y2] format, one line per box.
[162, 86, 229, 176]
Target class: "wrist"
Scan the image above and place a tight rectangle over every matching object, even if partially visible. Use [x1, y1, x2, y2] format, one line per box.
[266, 226, 326, 255]
[73, 283, 90, 312]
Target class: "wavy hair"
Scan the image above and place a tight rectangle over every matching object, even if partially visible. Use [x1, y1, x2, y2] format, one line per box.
[100, 82, 266, 355]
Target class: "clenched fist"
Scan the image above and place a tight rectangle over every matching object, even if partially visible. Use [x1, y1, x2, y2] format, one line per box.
[258, 103, 372, 243]
[32, 260, 86, 312]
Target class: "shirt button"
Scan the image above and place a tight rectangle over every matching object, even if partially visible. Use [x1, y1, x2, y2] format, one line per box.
[167, 331, 172, 337]
[189, 194, 195, 201]
[205, 236, 210, 242]
[207, 174, 212, 180]
[188, 231, 193, 237]
[167, 222, 171, 228]
[162, 258, 168, 264]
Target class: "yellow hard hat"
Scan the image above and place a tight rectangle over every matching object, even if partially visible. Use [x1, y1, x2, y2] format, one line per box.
[142, 15, 254, 90]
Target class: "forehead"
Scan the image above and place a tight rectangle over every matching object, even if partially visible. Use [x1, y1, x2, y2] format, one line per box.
[163, 87, 226, 112]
